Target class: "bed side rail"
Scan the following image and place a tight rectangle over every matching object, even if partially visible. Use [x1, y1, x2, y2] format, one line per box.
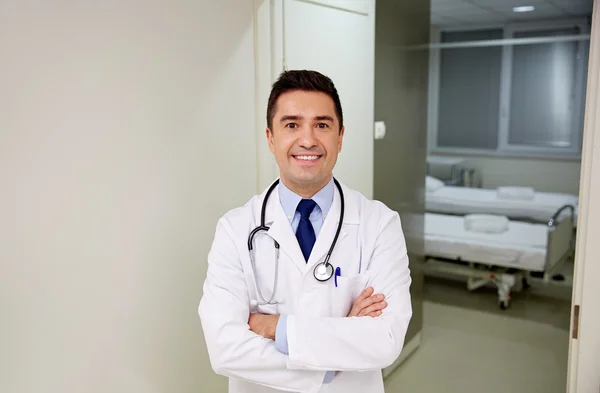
[547, 204, 576, 228]
[544, 204, 576, 275]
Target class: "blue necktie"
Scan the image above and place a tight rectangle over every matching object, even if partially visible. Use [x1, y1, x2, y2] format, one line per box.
[295, 199, 317, 262]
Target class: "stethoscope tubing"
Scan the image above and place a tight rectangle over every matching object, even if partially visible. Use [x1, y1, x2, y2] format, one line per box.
[247, 178, 345, 305]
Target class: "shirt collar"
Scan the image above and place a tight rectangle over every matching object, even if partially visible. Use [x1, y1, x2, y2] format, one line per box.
[278, 177, 335, 221]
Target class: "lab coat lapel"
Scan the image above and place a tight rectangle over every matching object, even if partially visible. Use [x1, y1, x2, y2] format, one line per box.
[265, 186, 309, 274]
[307, 182, 349, 268]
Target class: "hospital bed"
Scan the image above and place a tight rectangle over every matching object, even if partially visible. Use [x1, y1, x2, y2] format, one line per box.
[422, 204, 576, 309]
[425, 176, 579, 225]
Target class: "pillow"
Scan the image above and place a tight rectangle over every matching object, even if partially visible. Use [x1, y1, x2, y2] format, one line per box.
[426, 176, 445, 192]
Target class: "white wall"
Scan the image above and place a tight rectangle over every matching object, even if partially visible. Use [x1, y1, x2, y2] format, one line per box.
[0, 1, 256, 392]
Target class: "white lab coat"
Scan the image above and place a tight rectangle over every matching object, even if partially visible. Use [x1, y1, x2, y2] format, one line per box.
[198, 180, 412, 393]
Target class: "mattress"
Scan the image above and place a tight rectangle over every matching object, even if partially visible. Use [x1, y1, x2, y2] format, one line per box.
[425, 186, 578, 223]
[424, 213, 548, 272]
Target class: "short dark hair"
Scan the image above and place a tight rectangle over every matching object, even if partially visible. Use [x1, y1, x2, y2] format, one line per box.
[266, 70, 344, 131]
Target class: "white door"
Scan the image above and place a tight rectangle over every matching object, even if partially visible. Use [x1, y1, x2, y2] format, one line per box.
[567, 1, 600, 392]
[255, 0, 375, 198]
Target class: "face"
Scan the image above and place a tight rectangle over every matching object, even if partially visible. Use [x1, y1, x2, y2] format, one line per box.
[266, 90, 344, 196]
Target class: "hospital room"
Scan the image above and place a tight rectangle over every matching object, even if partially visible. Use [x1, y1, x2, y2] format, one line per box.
[381, 0, 592, 392]
[2, 1, 599, 393]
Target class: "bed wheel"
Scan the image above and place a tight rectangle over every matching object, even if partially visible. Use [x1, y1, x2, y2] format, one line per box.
[498, 300, 509, 310]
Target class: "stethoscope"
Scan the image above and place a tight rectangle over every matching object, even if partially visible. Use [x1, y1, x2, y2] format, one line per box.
[247, 177, 345, 305]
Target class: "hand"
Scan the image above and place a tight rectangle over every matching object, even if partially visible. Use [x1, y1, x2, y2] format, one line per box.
[347, 286, 388, 318]
[248, 313, 280, 340]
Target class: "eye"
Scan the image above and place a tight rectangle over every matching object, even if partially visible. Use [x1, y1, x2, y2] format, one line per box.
[316, 123, 329, 129]
[285, 123, 298, 129]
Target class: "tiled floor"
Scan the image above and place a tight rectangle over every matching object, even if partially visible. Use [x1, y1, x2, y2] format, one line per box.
[384, 273, 572, 393]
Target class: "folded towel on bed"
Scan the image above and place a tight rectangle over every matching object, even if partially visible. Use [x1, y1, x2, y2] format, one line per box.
[497, 186, 535, 200]
[464, 214, 510, 234]
[426, 176, 445, 192]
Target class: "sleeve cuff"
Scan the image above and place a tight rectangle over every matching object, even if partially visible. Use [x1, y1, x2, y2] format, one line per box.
[275, 314, 289, 355]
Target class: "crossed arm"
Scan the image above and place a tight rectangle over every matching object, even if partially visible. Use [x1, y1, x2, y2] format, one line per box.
[248, 286, 388, 339]
[198, 213, 412, 391]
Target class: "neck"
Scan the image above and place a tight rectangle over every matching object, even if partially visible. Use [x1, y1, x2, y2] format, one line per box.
[280, 176, 332, 198]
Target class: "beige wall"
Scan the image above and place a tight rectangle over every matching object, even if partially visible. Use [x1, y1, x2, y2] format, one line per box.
[0, 1, 255, 392]
[431, 154, 582, 195]
[466, 157, 581, 195]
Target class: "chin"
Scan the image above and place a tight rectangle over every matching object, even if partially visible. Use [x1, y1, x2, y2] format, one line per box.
[288, 172, 328, 185]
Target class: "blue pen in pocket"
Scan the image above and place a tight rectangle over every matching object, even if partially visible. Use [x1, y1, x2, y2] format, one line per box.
[334, 267, 341, 287]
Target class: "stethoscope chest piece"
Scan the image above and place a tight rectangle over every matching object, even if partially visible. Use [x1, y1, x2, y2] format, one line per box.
[313, 262, 334, 282]
[248, 177, 345, 304]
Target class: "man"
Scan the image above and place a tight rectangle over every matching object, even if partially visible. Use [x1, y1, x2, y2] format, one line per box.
[199, 70, 412, 393]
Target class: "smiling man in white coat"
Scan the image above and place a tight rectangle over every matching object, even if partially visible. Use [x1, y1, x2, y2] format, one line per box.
[199, 70, 412, 393]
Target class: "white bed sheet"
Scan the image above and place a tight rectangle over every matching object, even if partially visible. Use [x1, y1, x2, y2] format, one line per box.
[424, 213, 548, 272]
[425, 186, 578, 223]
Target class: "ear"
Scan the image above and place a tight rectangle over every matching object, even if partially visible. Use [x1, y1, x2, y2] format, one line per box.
[337, 127, 345, 153]
[266, 128, 275, 153]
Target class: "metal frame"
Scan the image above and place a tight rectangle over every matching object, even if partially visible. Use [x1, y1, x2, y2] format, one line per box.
[545, 204, 577, 269]
[423, 204, 577, 309]
[422, 34, 590, 49]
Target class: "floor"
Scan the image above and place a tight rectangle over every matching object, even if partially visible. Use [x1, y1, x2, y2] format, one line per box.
[383, 269, 573, 393]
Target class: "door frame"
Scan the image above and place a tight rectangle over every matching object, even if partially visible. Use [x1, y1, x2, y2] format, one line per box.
[567, 2, 600, 392]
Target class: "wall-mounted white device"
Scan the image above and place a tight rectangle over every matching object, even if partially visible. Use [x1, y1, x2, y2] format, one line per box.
[374, 121, 386, 140]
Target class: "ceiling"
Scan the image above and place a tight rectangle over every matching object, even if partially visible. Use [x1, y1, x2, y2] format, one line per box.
[431, 0, 594, 27]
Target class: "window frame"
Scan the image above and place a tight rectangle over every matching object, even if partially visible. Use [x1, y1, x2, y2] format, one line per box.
[428, 18, 590, 160]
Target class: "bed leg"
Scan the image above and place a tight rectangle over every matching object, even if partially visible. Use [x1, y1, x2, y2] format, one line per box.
[495, 274, 515, 310]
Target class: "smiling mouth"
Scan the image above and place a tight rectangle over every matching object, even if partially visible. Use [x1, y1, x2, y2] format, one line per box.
[293, 155, 322, 162]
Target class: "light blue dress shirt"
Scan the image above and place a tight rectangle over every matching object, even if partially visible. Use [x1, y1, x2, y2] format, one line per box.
[274, 177, 336, 383]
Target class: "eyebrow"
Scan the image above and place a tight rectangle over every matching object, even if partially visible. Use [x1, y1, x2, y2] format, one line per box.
[279, 115, 334, 123]
[279, 115, 302, 123]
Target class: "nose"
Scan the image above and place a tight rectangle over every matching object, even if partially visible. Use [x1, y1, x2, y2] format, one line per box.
[297, 125, 318, 149]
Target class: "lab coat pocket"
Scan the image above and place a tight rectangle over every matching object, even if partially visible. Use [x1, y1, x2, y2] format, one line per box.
[330, 274, 370, 318]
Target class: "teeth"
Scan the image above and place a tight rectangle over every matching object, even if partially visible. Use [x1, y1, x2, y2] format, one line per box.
[296, 155, 319, 160]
